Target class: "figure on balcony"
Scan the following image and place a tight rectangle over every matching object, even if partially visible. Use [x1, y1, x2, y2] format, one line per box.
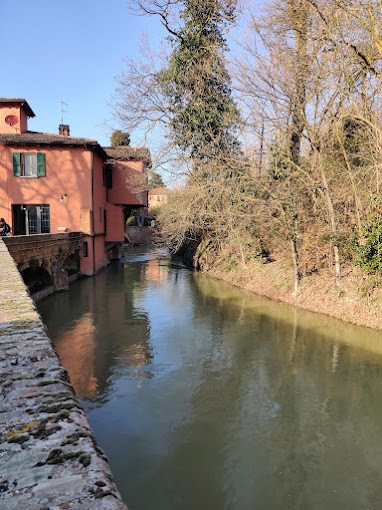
[0, 218, 11, 236]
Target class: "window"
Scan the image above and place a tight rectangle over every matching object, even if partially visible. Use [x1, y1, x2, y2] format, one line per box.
[83, 241, 88, 258]
[12, 204, 50, 235]
[26, 205, 50, 234]
[13, 152, 46, 177]
[103, 164, 113, 189]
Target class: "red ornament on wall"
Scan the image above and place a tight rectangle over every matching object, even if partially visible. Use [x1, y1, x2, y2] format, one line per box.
[5, 115, 18, 127]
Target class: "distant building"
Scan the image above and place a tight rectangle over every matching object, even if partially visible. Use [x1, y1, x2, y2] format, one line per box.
[148, 187, 169, 211]
[0, 98, 151, 275]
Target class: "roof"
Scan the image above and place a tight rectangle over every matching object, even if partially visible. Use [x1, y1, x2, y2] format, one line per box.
[0, 131, 108, 159]
[0, 98, 35, 117]
[104, 146, 152, 167]
[149, 187, 169, 195]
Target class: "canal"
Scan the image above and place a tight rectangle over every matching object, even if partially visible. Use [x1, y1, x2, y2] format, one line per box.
[38, 245, 382, 510]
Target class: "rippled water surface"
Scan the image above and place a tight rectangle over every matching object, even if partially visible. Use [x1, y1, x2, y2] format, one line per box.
[38, 245, 382, 510]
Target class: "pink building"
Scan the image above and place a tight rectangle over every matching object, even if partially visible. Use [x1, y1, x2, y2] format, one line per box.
[105, 146, 151, 214]
[0, 98, 150, 275]
[148, 187, 169, 211]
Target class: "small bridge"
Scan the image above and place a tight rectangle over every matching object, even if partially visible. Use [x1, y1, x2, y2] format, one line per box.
[3, 232, 83, 297]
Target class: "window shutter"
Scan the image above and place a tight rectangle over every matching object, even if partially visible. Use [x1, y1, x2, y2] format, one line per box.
[37, 152, 46, 177]
[13, 152, 21, 176]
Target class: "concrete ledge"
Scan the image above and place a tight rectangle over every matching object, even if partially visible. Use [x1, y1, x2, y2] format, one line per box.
[0, 239, 128, 510]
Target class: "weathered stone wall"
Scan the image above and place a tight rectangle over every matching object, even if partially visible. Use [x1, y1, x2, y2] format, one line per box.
[0, 239, 128, 510]
[3, 233, 83, 294]
[3, 233, 82, 272]
[125, 226, 153, 245]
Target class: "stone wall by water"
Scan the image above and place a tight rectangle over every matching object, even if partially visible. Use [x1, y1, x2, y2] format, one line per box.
[0, 239, 128, 510]
[125, 226, 153, 245]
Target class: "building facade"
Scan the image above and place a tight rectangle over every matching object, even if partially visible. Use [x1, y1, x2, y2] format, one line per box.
[0, 98, 150, 276]
[148, 187, 169, 211]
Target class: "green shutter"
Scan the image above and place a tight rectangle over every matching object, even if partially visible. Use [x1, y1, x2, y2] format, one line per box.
[13, 152, 21, 176]
[37, 152, 46, 177]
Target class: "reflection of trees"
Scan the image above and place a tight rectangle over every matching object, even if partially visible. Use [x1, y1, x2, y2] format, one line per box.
[39, 256, 382, 509]
[144, 273, 382, 510]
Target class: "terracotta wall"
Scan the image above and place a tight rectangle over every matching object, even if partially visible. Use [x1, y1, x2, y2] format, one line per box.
[105, 203, 124, 242]
[0, 105, 28, 134]
[92, 153, 106, 234]
[0, 145, 94, 233]
[108, 160, 148, 207]
[80, 235, 106, 275]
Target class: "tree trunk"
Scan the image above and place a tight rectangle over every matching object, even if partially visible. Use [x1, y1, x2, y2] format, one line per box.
[291, 235, 300, 296]
[318, 156, 341, 281]
[288, 0, 309, 166]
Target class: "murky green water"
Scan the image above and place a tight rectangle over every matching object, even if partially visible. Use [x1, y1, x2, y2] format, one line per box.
[38, 246, 382, 510]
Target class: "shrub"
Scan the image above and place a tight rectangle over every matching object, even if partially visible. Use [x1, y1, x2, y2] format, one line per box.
[126, 216, 137, 226]
[353, 215, 382, 273]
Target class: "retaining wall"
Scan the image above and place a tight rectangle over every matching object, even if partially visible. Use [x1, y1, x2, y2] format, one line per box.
[125, 226, 153, 245]
[0, 238, 128, 510]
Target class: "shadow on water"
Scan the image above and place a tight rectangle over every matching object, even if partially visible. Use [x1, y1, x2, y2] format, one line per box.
[38, 245, 382, 510]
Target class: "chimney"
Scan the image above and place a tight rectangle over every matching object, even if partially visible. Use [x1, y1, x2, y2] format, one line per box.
[59, 124, 70, 136]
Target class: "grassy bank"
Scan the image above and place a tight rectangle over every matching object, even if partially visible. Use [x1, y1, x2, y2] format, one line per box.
[205, 252, 382, 331]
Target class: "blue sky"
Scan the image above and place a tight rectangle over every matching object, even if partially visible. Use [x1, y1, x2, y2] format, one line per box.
[1, 0, 165, 146]
[1, 0, 263, 175]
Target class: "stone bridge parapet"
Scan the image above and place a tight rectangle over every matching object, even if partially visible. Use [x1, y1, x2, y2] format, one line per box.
[3, 233, 83, 295]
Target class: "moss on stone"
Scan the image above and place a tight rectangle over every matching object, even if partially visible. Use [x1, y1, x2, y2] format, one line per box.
[35, 448, 91, 467]
[78, 452, 91, 467]
[61, 430, 92, 446]
[7, 433, 30, 444]
[37, 379, 63, 387]
[6, 421, 39, 438]
[53, 409, 71, 422]
[94, 488, 113, 499]
[37, 401, 78, 414]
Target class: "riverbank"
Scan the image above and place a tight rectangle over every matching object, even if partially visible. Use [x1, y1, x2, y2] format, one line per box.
[206, 253, 382, 331]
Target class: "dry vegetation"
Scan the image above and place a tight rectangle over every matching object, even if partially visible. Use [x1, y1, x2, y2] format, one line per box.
[118, 0, 382, 328]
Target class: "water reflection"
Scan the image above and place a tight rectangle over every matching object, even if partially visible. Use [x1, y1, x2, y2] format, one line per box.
[39, 256, 153, 398]
[55, 312, 98, 396]
[38, 246, 382, 510]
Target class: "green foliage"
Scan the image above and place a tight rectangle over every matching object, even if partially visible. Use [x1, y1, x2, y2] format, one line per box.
[149, 206, 160, 218]
[110, 129, 130, 147]
[159, 0, 241, 166]
[353, 215, 382, 273]
[267, 143, 294, 180]
[126, 216, 137, 226]
[218, 257, 238, 272]
[148, 171, 165, 189]
[358, 275, 382, 298]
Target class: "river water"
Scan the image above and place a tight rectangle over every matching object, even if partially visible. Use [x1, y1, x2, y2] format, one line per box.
[37, 245, 382, 510]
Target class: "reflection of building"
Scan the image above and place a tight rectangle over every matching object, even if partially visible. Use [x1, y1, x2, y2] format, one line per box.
[145, 258, 168, 282]
[0, 98, 151, 275]
[42, 264, 154, 398]
[54, 313, 98, 397]
[148, 187, 169, 211]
